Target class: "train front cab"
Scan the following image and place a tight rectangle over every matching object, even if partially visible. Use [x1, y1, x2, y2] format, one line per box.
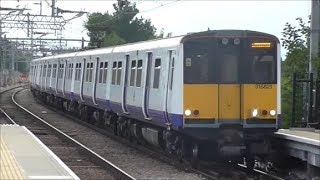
[181, 30, 280, 156]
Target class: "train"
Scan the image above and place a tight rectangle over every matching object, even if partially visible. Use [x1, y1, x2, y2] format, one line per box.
[30, 30, 281, 168]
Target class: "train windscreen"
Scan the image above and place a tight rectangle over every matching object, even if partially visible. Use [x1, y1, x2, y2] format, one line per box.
[183, 37, 277, 84]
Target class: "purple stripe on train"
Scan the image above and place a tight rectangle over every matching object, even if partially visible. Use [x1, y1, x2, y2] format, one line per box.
[63, 91, 183, 129]
[109, 101, 183, 129]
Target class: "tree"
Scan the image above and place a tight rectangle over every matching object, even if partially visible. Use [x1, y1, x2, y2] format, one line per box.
[281, 16, 320, 128]
[84, 12, 113, 47]
[84, 0, 167, 48]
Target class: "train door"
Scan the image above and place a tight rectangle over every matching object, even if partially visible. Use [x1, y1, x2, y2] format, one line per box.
[218, 53, 241, 121]
[92, 57, 99, 105]
[55, 61, 59, 94]
[62, 60, 67, 96]
[80, 58, 86, 102]
[164, 50, 176, 123]
[142, 52, 153, 119]
[44, 62, 47, 91]
[121, 55, 130, 113]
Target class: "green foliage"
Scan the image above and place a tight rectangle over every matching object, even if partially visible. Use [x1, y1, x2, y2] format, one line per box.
[102, 32, 126, 47]
[84, 0, 168, 47]
[281, 16, 320, 128]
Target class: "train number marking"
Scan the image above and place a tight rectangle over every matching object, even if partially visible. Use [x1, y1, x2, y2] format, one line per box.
[255, 84, 272, 89]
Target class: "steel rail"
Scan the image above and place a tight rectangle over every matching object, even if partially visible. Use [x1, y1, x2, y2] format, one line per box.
[0, 107, 17, 124]
[12, 88, 136, 180]
[0, 84, 27, 124]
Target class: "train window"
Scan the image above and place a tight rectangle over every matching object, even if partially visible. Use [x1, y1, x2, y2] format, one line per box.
[67, 64, 70, 79]
[219, 54, 238, 83]
[58, 64, 62, 79]
[99, 62, 103, 83]
[61, 64, 63, 79]
[48, 65, 52, 78]
[75, 63, 78, 81]
[112, 62, 117, 85]
[70, 63, 74, 80]
[69, 64, 72, 79]
[169, 58, 175, 90]
[117, 61, 122, 85]
[79, 63, 82, 80]
[88, 63, 93, 82]
[85, 63, 90, 82]
[103, 62, 108, 83]
[130, 60, 136, 86]
[136, 60, 143, 87]
[75, 63, 78, 80]
[58, 64, 60, 79]
[89, 63, 93, 82]
[153, 58, 161, 89]
[52, 64, 57, 78]
[251, 55, 275, 83]
[76, 63, 82, 81]
[43, 65, 47, 78]
[58, 64, 61, 79]
[59, 64, 64, 79]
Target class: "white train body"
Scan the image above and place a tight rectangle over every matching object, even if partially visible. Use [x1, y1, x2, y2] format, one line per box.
[30, 36, 184, 129]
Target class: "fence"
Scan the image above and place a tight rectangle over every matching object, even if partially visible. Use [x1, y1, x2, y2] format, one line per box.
[291, 73, 320, 128]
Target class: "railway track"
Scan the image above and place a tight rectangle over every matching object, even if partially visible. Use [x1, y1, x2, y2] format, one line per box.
[0, 87, 135, 180]
[25, 89, 285, 180]
[12, 88, 206, 179]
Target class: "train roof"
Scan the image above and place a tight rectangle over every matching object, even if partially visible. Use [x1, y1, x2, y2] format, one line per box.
[31, 29, 279, 63]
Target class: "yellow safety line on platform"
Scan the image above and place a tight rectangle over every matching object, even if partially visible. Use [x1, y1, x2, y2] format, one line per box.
[0, 137, 25, 180]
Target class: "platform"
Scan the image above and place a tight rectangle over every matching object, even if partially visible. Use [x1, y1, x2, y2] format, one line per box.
[0, 125, 79, 180]
[274, 128, 320, 167]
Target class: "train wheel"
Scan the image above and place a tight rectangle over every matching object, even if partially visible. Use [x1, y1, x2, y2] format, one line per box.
[126, 120, 133, 142]
[191, 143, 199, 168]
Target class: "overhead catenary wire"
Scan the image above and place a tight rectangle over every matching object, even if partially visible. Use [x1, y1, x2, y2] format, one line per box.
[85, 0, 181, 28]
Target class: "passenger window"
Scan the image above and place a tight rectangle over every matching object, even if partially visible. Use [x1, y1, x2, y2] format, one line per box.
[61, 64, 64, 79]
[99, 62, 103, 83]
[67, 64, 70, 79]
[75, 63, 78, 80]
[130, 60, 136, 86]
[112, 62, 117, 85]
[153, 58, 161, 89]
[70, 63, 74, 80]
[136, 60, 143, 87]
[58, 64, 61, 79]
[90, 63, 94, 82]
[48, 65, 52, 78]
[43, 65, 47, 78]
[169, 58, 175, 90]
[85, 63, 90, 82]
[117, 61, 122, 85]
[78, 63, 82, 81]
[220, 55, 238, 83]
[103, 62, 108, 83]
[53, 64, 57, 78]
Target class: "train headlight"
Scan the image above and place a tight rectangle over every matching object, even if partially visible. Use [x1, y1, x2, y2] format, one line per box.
[251, 109, 259, 117]
[270, 110, 276, 116]
[185, 109, 192, 116]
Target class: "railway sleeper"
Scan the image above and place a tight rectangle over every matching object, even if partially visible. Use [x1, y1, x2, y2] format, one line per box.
[33, 90, 220, 170]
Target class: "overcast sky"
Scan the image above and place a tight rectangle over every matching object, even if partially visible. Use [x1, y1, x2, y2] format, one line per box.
[2, 0, 312, 58]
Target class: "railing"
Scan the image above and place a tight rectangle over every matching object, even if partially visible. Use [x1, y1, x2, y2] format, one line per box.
[292, 72, 320, 128]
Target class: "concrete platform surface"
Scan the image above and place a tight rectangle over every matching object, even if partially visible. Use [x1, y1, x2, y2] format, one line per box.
[276, 128, 320, 146]
[0, 125, 79, 180]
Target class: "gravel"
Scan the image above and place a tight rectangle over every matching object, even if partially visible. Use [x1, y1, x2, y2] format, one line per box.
[16, 89, 206, 180]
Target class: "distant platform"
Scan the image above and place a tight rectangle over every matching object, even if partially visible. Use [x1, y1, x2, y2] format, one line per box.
[0, 125, 79, 180]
